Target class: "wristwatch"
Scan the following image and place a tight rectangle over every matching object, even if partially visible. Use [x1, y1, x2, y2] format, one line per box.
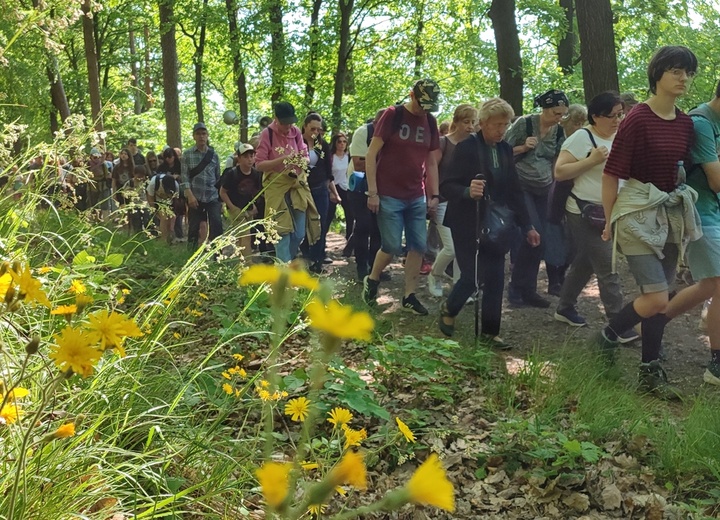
[364, 191, 378, 198]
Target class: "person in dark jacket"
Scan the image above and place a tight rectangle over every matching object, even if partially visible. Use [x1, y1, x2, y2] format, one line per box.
[439, 97, 541, 349]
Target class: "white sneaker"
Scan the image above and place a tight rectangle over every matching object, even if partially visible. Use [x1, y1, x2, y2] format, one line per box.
[427, 273, 443, 297]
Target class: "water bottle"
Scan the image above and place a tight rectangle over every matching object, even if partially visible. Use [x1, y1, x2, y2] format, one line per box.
[676, 160, 687, 186]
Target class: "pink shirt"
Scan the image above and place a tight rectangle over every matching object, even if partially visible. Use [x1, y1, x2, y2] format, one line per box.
[255, 121, 308, 174]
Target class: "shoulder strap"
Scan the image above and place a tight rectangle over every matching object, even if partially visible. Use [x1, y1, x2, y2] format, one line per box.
[268, 127, 274, 147]
[392, 104, 404, 133]
[155, 175, 161, 192]
[581, 128, 597, 148]
[556, 125, 565, 151]
[440, 135, 448, 154]
[189, 147, 215, 179]
[525, 116, 533, 138]
[366, 122, 375, 146]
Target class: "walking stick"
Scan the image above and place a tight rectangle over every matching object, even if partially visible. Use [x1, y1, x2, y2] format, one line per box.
[474, 173, 486, 345]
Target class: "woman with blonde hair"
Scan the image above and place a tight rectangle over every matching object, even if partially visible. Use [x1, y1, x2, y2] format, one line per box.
[427, 104, 478, 297]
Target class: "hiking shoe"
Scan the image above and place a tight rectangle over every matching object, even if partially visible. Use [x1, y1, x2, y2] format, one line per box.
[402, 293, 429, 316]
[617, 328, 640, 344]
[479, 334, 512, 350]
[589, 329, 619, 364]
[547, 283, 562, 297]
[703, 361, 720, 386]
[342, 240, 354, 258]
[507, 286, 525, 307]
[554, 307, 587, 327]
[638, 360, 682, 400]
[439, 301, 454, 337]
[362, 276, 379, 306]
[522, 292, 551, 308]
[427, 273, 443, 297]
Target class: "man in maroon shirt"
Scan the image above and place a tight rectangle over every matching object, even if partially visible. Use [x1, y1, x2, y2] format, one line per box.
[599, 45, 699, 399]
[362, 79, 441, 315]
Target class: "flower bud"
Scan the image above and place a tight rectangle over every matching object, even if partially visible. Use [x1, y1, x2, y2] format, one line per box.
[0, 262, 9, 276]
[4, 285, 15, 304]
[25, 335, 40, 355]
[11, 261, 21, 274]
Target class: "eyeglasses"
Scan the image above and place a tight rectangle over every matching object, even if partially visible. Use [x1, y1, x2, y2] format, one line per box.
[666, 68, 697, 79]
[337, 140, 347, 144]
[599, 112, 625, 120]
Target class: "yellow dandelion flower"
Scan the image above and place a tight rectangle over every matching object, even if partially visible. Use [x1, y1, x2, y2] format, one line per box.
[190, 309, 203, 317]
[10, 265, 50, 307]
[405, 453, 455, 512]
[69, 279, 86, 294]
[53, 423, 76, 438]
[199, 293, 209, 300]
[5, 387, 29, 400]
[255, 462, 291, 509]
[335, 486, 347, 496]
[396, 417, 416, 443]
[222, 371, 231, 380]
[51, 304, 77, 317]
[85, 309, 143, 356]
[308, 504, 326, 515]
[0, 272, 11, 302]
[305, 299, 374, 341]
[284, 397, 311, 422]
[280, 390, 288, 398]
[0, 403, 23, 424]
[222, 383, 233, 395]
[75, 293, 94, 311]
[238, 368, 247, 378]
[327, 407, 353, 429]
[301, 461, 319, 471]
[168, 289, 179, 299]
[232, 353, 244, 361]
[38, 266, 52, 274]
[172, 332, 181, 339]
[239, 264, 320, 291]
[287, 269, 320, 291]
[234, 389, 242, 398]
[257, 389, 271, 401]
[49, 326, 102, 377]
[121, 288, 131, 295]
[260, 380, 270, 388]
[329, 451, 367, 490]
[343, 426, 367, 450]
[117, 296, 126, 305]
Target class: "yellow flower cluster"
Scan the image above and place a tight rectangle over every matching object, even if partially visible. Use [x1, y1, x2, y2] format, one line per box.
[0, 261, 51, 309]
[342, 424, 367, 450]
[49, 310, 143, 377]
[306, 299, 374, 341]
[0, 383, 28, 425]
[239, 264, 319, 291]
[221, 357, 248, 398]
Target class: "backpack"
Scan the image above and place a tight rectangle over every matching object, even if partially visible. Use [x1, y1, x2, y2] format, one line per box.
[154, 174, 177, 200]
[389, 104, 438, 142]
[515, 115, 564, 164]
[687, 108, 720, 176]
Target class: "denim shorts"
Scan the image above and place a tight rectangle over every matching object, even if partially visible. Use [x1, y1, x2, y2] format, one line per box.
[624, 243, 679, 294]
[377, 195, 427, 255]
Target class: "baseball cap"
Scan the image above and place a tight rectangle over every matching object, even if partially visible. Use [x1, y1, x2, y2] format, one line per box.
[193, 122, 208, 133]
[412, 79, 440, 112]
[274, 102, 298, 124]
[90, 147, 102, 157]
[235, 143, 255, 155]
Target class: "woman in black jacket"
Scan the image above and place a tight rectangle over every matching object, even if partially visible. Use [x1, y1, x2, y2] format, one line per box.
[439, 98, 541, 348]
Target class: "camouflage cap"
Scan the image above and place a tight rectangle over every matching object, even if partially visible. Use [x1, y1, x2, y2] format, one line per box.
[412, 78, 440, 112]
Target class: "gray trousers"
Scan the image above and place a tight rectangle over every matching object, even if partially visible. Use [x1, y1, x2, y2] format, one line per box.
[558, 212, 623, 320]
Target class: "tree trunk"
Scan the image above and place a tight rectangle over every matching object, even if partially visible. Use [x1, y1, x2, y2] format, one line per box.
[331, 0, 353, 132]
[304, 0, 323, 109]
[268, 0, 286, 103]
[143, 25, 153, 110]
[413, 0, 425, 78]
[129, 22, 142, 115]
[159, 0, 182, 148]
[557, 0, 575, 75]
[193, 0, 209, 122]
[226, 0, 249, 142]
[81, 0, 104, 140]
[489, 0, 523, 116]
[575, 0, 619, 102]
[46, 56, 71, 134]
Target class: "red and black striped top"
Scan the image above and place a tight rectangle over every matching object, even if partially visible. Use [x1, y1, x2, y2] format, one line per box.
[604, 103, 694, 193]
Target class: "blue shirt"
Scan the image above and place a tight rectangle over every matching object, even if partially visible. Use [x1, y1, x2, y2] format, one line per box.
[688, 103, 720, 226]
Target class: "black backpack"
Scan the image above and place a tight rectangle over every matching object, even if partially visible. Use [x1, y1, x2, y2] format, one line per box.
[547, 128, 592, 225]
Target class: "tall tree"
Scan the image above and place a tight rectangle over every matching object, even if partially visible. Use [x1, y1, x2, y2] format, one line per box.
[304, 0, 323, 108]
[81, 0, 105, 140]
[159, 0, 182, 148]
[267, 0, 286, 103]
[489, 0, 523, 115]
[413, 0, 425, 78]
[226, 0, 249, 142]
[557, 0, 575, 75]
[129, 21, 142, 115]
[331, 0, 354, 131]
[576, 0, 619, 101]
[46, 56, 72, 135]
[179, 0, 209, 122]
[143, 24, 153, 111]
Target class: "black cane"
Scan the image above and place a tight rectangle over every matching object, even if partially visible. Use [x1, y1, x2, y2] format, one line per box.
[474, 174, 486, 345]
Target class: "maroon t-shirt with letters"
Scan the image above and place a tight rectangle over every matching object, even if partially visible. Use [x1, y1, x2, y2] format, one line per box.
[604, 103, 693, 193]
[374, 105, 440, 199]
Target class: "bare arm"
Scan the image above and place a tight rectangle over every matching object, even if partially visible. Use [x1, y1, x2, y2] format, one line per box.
[554, 147, 609, 181]
[219, 186, 236, 210]
[352, 156, 366, 172]
[601, 173, 619, 241]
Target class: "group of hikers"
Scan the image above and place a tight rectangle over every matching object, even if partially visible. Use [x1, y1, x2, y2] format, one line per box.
[6, 44, 719, 400]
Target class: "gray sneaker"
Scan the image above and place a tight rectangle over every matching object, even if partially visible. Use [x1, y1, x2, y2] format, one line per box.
[703, 361, 720, 386]
[638, 360, 682, 401]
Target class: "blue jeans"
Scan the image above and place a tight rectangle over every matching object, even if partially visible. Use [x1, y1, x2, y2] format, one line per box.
[377, 195, 427, 255]
[276, 208, 306, 262]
